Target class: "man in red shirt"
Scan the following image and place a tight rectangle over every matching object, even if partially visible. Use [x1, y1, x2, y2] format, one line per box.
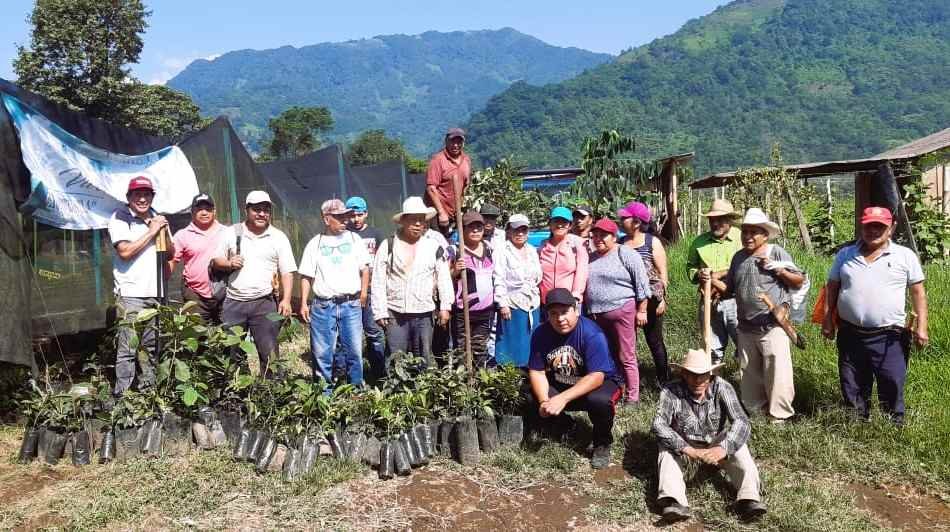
[426, 127, 471, 234]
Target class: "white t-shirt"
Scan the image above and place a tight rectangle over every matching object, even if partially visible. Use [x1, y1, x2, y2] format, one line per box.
[216, 223, 297, 301]
[108, 208, 159, 298]
[299, 231, 370, 299]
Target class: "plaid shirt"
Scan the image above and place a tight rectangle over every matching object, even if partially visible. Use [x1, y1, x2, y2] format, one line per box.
[651, 376, 751, 456]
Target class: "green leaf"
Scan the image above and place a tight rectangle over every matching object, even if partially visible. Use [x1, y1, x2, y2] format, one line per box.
[182, 338, 199, 352]
[135, 308, 159, 323]
[182, 386, 198, 406]
[174, 360, 191, 382]
[265, 312, 284, 322]
[239, 340, 258, 355]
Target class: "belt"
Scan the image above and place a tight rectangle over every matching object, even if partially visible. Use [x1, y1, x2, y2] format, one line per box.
[314, 293, 359, 304]
[840, 320, 904, 336]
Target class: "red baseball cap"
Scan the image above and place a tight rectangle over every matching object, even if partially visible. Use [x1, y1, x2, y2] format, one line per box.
[592, 217, 619, 235]
[860, 206, 893, 226]
[127, 176, 154, 194]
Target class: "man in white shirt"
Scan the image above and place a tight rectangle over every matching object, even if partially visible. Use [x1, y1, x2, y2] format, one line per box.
[108, 176, 174, 395]
[372, 196, 453, 369]
[822, 206, 928, 424]
[213, 191, 296, 376]
[299, 198, 371, 386]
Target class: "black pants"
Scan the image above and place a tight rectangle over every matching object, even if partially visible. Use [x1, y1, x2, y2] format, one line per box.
[182, 286, 222, 325]
[526, 379, 621, 448]
[642, 297, 671, 384]
[221, 296, 280, 374]
[452, 306, 494, 368]
[837, 323, 907, 423]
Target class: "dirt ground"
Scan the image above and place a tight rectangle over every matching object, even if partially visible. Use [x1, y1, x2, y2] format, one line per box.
[2, 432, 949, 531]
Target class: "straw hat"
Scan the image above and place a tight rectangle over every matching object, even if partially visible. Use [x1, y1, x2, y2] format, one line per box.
[740, 208, 781, 239]
[392, 196, 437, 222]
[702, 198, 740, 218]
[671, 349, 725, 375]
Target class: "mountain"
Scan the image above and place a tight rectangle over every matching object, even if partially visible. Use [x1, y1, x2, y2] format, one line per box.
[167, 28, 612, 155]
[465, 0, 950, 174]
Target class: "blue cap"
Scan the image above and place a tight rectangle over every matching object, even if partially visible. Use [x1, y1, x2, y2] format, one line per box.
[549, 206, 573, 222]
[345, 196, 367, 213]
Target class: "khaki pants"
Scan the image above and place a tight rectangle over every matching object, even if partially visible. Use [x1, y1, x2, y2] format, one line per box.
[657, 444, 761, 507]
[737, 326, 795, 419]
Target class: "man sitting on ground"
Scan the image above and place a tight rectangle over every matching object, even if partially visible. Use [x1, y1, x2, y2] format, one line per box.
[527, 287, 622, 469]
[652, 349, 766, 523]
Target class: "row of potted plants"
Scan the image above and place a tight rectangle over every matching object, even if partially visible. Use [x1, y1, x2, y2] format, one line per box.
[17, 304, 528, 482]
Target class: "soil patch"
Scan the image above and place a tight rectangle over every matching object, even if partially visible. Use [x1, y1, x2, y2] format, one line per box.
[592, 464, 631, 488]
[0, 469, 69, 505]
[400, 469, 594, 531]
[12, 511, 67, 532]
[849, 482, 950, 531]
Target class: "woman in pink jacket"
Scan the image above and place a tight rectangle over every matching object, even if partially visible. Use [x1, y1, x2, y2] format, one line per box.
[538, 206, 589, 304]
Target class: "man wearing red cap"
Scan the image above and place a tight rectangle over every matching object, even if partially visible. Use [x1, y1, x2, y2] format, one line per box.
[425, 127, 471, 235]
[108, 176, 175, 396]
[822, 206, 929, 424]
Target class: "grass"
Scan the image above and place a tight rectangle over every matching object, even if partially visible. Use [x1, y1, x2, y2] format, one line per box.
[1, 236, 947, 530]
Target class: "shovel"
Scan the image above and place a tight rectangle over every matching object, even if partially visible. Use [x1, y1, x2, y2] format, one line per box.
[757, 293, 806, 350]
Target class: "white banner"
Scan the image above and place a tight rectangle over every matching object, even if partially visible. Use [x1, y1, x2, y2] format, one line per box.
[2, 93, 199, 230]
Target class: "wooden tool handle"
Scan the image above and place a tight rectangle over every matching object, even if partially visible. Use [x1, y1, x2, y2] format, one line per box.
[703, 270, 712, 355]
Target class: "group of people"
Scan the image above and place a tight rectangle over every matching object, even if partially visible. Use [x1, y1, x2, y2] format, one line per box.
[106, 127, 929, 523]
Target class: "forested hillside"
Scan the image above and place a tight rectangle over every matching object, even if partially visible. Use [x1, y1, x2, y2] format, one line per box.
[167, 28, 611, 155]
[465, 0, 950, 174]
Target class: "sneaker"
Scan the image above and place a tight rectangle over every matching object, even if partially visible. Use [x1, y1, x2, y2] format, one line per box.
[590, 445, 611, 469]
[736, 499, 767, 521]
[660, 498, 691, 523]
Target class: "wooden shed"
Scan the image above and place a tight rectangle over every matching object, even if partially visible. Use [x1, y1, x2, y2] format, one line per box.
[688, 128, 950, 245]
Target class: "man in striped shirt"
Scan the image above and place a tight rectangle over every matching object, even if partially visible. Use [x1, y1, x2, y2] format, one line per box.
[372, 197, 453, 370]
[652, 349, 766, 523]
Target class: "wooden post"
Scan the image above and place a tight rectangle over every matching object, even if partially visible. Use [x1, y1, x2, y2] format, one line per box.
[703, 273, 712, 356]
[785, 185, 813, 253]
[827, 179, 835, 243]
[879, 163, 918, 255]
[453, 174, 474, 381]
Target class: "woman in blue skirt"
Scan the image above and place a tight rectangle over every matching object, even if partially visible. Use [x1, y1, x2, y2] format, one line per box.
[493, 214, 542, 367]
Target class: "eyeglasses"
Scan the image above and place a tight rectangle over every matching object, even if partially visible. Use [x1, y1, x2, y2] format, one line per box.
[248, 205, 271, 214]
[320, 242, 352, 256]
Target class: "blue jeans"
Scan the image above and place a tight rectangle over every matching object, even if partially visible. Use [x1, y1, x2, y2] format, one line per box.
[310, 298, 364, 386]
[699, 298, 738, 362]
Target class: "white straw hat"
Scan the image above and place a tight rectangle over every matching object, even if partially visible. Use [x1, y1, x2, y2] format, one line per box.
[740, 208, 781, 239]
[392, 196, 437, 223]
[671, 349, 725, 375]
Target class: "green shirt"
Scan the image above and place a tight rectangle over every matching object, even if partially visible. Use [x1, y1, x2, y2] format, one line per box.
[686, 227, 742, 283]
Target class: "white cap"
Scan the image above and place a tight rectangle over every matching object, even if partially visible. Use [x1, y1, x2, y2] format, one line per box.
[245, 190, 272, 205]
[507, 213, 530, 229]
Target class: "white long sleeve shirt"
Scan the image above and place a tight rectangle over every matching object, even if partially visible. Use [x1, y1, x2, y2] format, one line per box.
[371, 234, 453, 319]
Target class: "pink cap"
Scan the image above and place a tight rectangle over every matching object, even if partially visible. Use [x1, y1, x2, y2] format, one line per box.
[617, 201, 650, 223]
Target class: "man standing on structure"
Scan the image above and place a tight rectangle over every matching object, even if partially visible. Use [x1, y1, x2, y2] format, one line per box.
[425, 127, 471, 235]
[169, 193, 226, 324]
[213, 191, 296, 376]
[108, 176, 174, 396]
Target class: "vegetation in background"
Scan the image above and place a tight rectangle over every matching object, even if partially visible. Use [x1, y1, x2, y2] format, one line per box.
[13, 0, 207, 141]
[258, 106, 334, 161]
[466, 0, 950, 172]
[903, 150, 950, 264]
[464, 158, 553, 225]
[166, 28, 612, 155]
[571, 129, 662, 219]
[345, 129, 427, 171]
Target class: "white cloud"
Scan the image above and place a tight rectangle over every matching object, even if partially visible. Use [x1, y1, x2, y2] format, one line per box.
[147, 52, 220, 85]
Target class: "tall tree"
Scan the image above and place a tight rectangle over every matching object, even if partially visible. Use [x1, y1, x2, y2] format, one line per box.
[346, 129, 409, 166]
[14, 0, 149, 118]
[264, 106, 334, 160]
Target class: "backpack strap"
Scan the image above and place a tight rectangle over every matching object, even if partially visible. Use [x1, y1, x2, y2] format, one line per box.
[234, 223, 243, 256]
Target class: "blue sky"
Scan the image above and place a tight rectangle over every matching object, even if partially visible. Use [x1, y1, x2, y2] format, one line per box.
[1, 0, 728, 84]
